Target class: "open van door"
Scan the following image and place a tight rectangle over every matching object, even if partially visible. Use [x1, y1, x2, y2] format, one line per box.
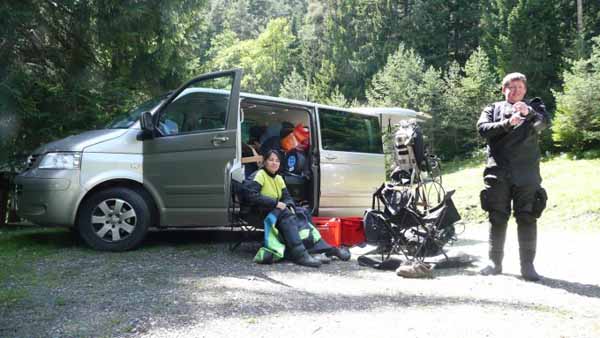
[352, 107, 431, 131]
[316, 107, 385, 217]
[142, 69, 242, 226]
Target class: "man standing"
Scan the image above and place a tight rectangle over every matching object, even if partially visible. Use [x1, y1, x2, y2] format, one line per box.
[477, 72, 550, 281]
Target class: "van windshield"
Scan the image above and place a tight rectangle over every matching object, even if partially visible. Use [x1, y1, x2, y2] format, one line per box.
[106, 94, 167, 129]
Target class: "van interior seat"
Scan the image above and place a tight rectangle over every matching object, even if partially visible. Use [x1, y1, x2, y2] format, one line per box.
[280, 149, 310, 204]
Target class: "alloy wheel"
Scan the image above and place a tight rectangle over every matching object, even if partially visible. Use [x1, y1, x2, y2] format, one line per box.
[90, 198, 137, 242]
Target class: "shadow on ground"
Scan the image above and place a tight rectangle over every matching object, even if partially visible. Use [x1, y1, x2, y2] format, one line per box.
[539, 276, 600, 299]
[501, 274, 600, 299]
[145, 228, 263, 247]
[3, 225, 261, 250]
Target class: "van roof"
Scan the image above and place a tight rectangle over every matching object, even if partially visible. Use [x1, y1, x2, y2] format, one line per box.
[178, 88, 421, 119]
[240, 91, 362, 115]
[352, 107, 432, 127]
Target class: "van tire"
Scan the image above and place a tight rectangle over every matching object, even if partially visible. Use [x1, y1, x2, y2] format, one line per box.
[77, 187, 151, 251]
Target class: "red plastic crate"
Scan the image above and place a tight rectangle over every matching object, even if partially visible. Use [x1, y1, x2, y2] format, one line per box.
[340, 216, 366, 246]
[312, 217, 342, 247]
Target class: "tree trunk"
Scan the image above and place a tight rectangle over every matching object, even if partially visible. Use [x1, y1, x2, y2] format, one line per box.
[577, 0, 583, 35]
[576, 0, 584, 58]
[0, 175, 8, 226]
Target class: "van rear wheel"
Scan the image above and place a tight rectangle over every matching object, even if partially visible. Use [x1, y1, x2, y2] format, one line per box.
[77, 187, 151, 251]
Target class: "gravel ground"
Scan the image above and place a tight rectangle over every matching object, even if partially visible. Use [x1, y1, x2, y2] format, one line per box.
[1, 224, 599, 338]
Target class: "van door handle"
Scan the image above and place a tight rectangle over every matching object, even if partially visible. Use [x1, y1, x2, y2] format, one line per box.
[324, 155, 337, 160]
[211, 136, 229, 145]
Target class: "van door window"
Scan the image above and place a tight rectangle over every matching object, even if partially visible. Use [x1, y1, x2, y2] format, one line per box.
[319, 108, 383, 153]
[158, 78, 233, 136]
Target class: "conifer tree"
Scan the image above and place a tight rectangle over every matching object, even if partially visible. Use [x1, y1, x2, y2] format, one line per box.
[553, 36, 600, 153]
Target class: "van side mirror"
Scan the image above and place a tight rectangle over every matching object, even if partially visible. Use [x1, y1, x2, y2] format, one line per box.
[137, 111, 155, 140]
[140, 111, 154, 131]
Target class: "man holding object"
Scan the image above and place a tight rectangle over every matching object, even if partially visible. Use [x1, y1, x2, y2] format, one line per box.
[477, 72, 550, 281]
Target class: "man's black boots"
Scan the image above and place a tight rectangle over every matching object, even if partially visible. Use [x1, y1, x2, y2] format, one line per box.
[518, 218, 541, 281]
[519, 248, 540, 281]
[480, 222, 507, 276]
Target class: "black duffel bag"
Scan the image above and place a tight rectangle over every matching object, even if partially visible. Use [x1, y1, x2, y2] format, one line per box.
[363, 209, 392, 246]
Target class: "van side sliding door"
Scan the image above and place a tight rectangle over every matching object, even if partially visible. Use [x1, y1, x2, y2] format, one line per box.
[316, 108, 385, 217]
[143, 69, 242, 226]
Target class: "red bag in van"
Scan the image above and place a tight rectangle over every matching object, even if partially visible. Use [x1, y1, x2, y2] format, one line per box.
[294, 124, 310, 151]
[293, 123, 309, 143]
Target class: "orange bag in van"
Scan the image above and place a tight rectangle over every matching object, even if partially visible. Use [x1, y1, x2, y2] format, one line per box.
[281, 133, 299, 152]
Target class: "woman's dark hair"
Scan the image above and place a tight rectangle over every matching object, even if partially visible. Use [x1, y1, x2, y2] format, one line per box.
[262, 149, 282, 176]
[263, 149, 282, 162]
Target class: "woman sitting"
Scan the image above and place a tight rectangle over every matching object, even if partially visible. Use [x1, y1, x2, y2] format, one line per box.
[243, 150, 350, 267]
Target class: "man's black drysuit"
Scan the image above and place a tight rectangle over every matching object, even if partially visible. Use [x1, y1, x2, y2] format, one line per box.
[477, 98, 550, 280]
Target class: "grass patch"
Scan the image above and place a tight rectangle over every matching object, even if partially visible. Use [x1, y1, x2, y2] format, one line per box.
[442, 156, 600, 231]
[55, 296, 67, 306]
[441, 150, 487, 175]
[0, 226, 77, 306]
[0, 287, 29, 306]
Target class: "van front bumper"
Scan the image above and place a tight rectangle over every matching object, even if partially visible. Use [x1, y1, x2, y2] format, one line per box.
[15, 169, 82, 226]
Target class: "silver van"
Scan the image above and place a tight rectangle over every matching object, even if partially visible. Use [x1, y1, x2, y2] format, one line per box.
[15, 69, 420, 251]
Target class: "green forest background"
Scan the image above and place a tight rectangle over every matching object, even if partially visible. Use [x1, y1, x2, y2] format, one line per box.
[1, 0, 600, 170]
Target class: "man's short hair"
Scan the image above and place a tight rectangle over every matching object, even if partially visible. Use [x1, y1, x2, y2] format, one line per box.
[502, 72, 527, 89]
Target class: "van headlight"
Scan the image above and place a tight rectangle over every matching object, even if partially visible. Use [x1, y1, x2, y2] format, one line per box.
[38, 152, 82, 169]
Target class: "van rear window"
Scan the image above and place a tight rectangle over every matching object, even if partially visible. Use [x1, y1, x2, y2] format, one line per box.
[319, 108, 383, 154]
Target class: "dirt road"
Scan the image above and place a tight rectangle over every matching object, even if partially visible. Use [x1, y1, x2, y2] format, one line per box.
[1, 224, 599, 338]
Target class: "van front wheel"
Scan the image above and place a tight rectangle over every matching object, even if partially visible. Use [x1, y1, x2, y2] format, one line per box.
[77, 187, 151, 251]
